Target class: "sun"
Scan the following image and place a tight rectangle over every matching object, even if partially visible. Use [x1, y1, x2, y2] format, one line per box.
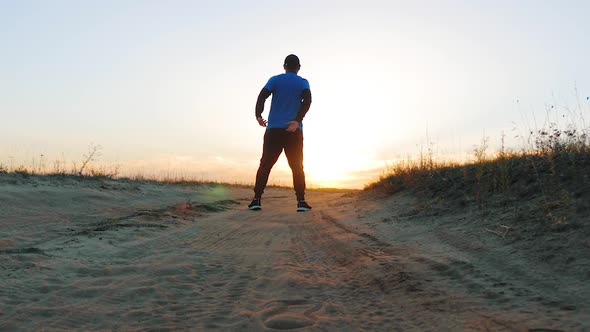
[301, 138, 376, 189]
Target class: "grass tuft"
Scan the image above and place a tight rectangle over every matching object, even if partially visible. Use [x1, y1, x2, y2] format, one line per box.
[367, 116, 590, 226]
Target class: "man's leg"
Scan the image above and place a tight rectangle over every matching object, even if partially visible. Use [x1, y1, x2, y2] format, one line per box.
[284, 129, 306, 201]
[253, 129, 285, 198]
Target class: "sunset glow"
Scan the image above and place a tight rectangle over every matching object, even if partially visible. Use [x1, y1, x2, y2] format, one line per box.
[1, 1, 589, 188]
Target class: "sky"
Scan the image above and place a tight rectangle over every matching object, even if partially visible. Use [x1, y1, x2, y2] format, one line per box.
[1, 0, 589, 188]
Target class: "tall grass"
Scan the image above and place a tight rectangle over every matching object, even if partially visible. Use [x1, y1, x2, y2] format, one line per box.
[0, 150, 260, 188]
[0, 145, 119, 180]
[368, 100, 590, 226]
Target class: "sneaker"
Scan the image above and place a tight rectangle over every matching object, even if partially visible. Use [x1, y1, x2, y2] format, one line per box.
[296, 201, 312, 212]
[248, 198, 261, 211]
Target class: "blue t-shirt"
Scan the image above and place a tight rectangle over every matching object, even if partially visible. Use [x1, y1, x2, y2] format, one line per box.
[263, 72, 310, 129]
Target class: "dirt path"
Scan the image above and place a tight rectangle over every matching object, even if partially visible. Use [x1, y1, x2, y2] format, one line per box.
[1, 183, 587, 330]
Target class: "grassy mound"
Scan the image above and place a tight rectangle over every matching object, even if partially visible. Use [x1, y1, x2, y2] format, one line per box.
[368, 128, 590, 231]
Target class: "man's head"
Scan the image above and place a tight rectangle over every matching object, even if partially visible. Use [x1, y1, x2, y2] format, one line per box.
[283, 54, 301, 73]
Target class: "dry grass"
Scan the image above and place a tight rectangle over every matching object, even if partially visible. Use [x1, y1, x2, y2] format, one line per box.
[0, 156, 281, 190]
[367, 111, 590, 229]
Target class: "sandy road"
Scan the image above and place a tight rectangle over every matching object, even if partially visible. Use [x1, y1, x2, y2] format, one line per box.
[1, 184, 587, 331]
[183, 190, 586, 331]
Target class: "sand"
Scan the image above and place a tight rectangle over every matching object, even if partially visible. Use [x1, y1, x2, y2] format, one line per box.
[1, 175, 588, 331]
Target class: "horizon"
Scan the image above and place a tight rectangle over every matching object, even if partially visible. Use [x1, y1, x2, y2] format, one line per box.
[1, 1, 590, 189]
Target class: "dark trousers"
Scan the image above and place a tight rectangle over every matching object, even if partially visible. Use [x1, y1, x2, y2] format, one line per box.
[254, 128, 306, 201]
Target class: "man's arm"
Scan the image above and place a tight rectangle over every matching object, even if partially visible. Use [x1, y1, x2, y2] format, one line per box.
[295, 89, 312, 122]
[286, 89, 312, 132]
[255, 88, 272, 119]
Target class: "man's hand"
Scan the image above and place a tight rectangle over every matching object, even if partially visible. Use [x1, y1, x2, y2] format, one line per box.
[286, 121, 299, 132]
[257, 117, 267, 127]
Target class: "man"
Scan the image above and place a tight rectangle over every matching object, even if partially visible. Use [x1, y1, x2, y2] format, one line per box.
[248, 54, 312, 212]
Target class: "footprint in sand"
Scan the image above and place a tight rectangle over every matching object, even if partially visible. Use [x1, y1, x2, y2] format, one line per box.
[258, 299, 322, 330]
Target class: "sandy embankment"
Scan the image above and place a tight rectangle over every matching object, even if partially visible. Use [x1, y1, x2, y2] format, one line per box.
[1, 175, 588, 331]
